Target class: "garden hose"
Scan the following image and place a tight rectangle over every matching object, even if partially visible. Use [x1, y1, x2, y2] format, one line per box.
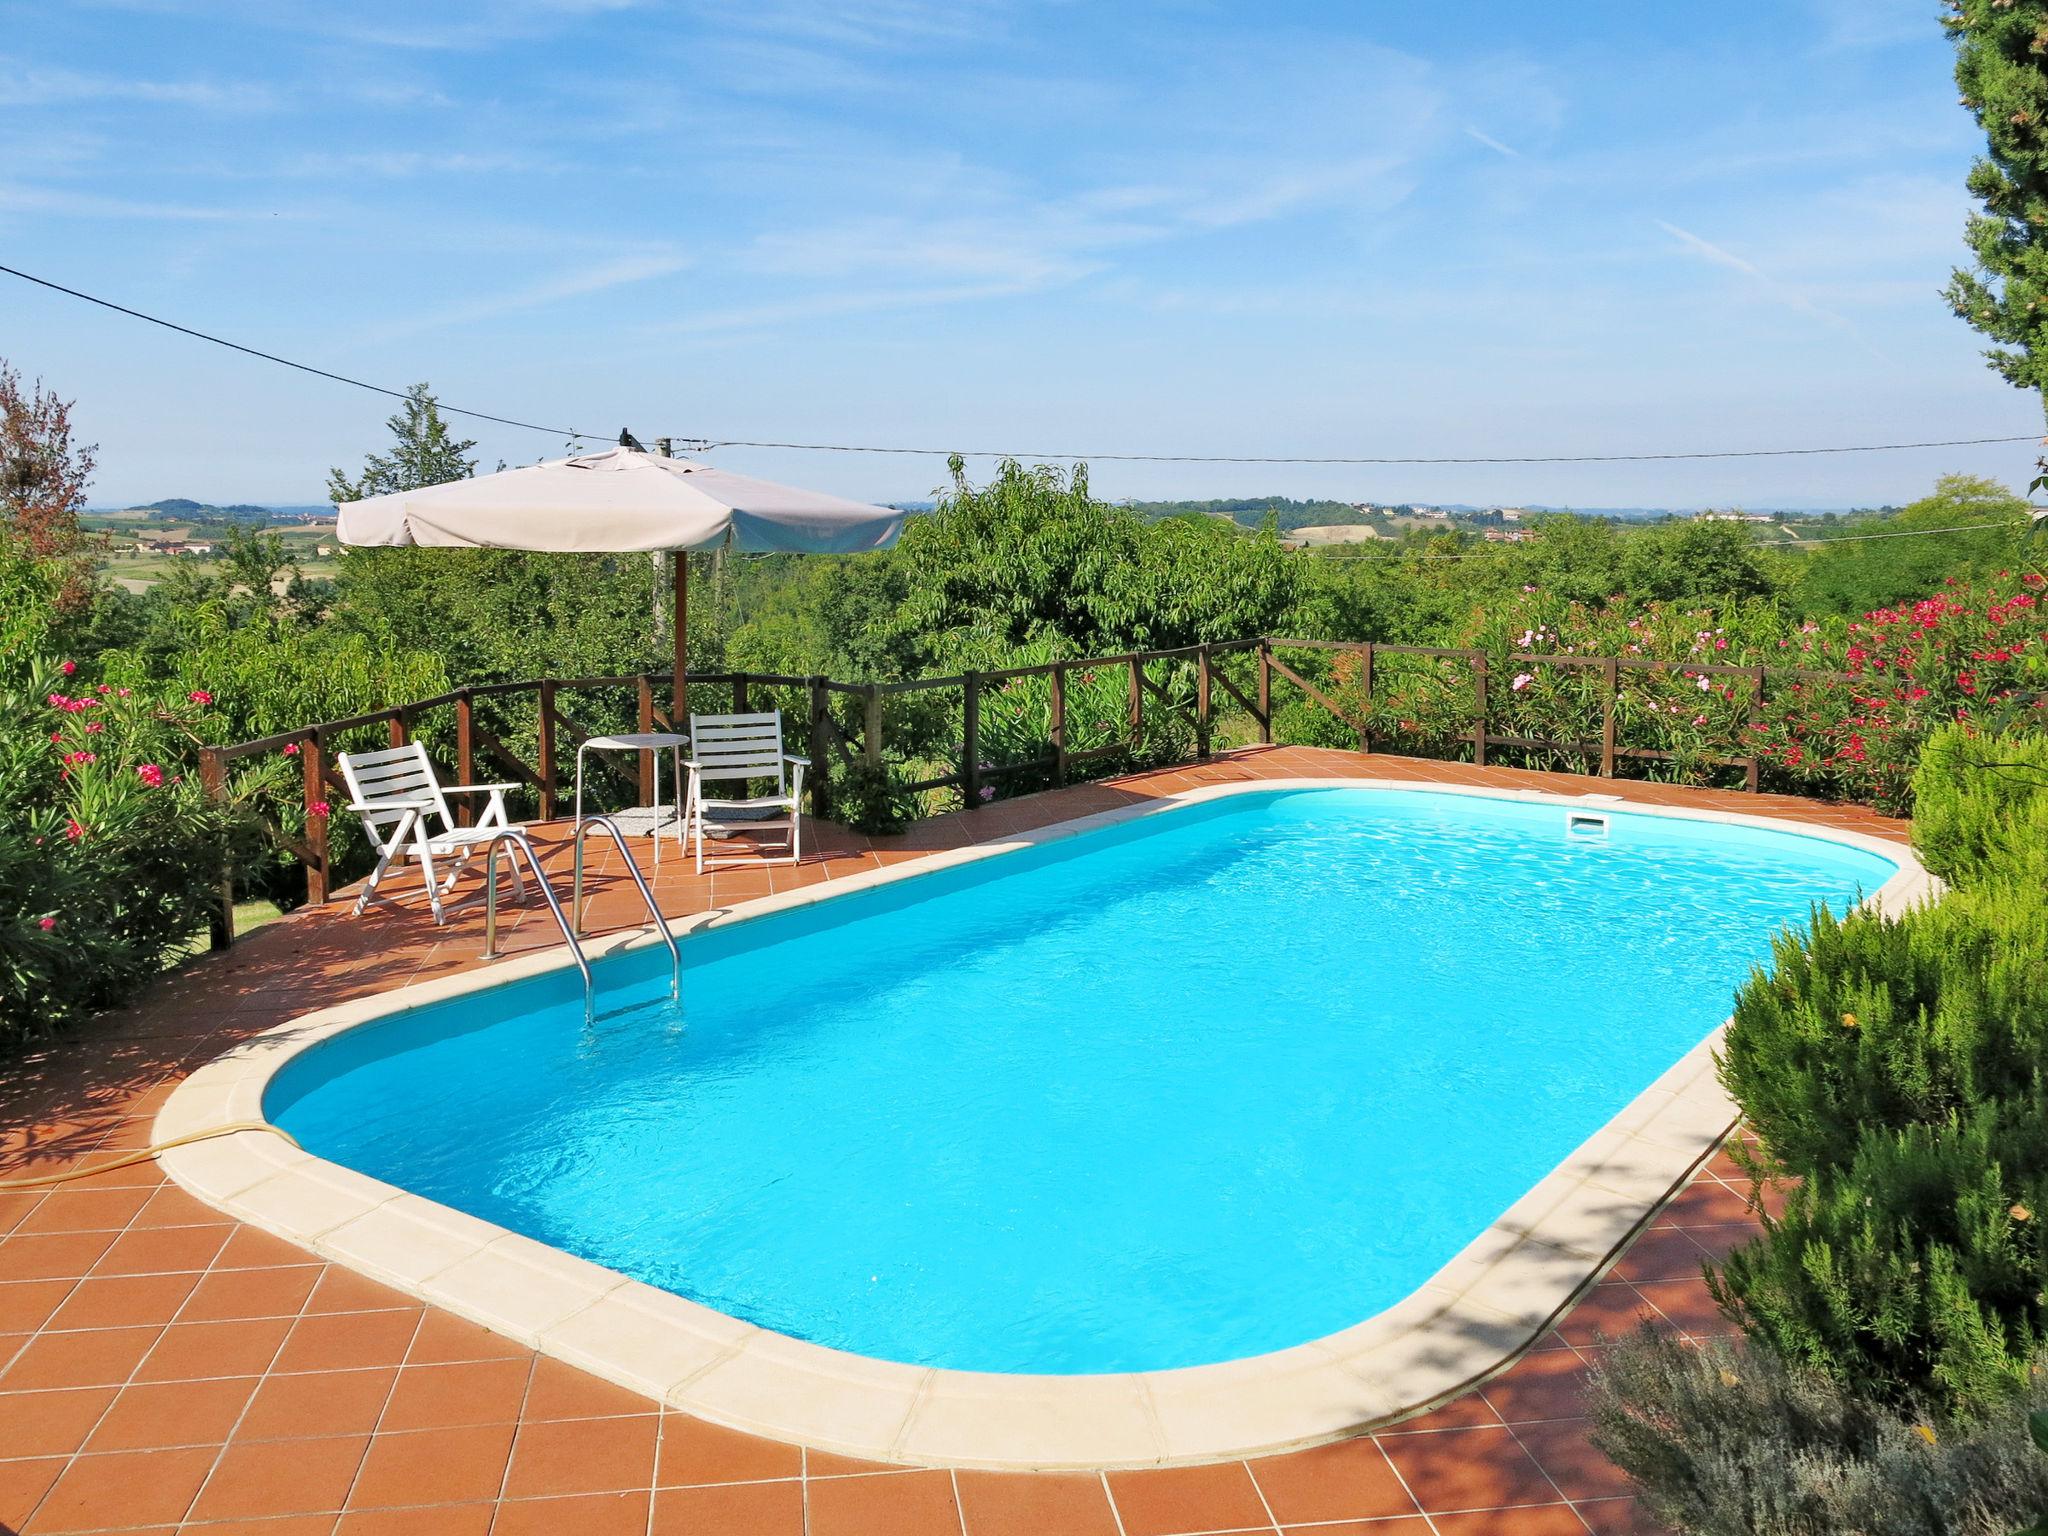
[0, 1121, 300, 1190]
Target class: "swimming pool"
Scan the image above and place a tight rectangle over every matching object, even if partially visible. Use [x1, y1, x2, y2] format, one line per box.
[262, 785, 1895, 1378]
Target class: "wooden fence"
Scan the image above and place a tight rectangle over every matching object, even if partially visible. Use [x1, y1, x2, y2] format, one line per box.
[198, 638, 1855, 944]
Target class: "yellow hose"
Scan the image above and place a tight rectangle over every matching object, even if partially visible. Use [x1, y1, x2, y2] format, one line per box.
[0, 1121, 301, 1190]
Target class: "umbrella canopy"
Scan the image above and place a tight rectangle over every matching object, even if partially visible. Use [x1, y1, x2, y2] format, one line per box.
[335, 444, 904, 554]
[335, 446, 906, 717]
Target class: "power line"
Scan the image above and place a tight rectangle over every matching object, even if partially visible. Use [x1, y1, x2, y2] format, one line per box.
[689, 432, 2045, 466]
[6, 260, 2043, 467]
[0, 263, 601, 443]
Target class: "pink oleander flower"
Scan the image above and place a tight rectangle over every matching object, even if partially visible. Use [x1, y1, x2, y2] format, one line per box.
[137, 763, 164, 788]
[282, 742, 300, 756]
[84, 722, 102, 734]
[63, 751, 96, 765]
[117, 687, 130, 697]
[1697, 675, 1712, 692]
[310, 800, 331, 817]
[38, 916, 55, 931]
[96, 684, 110, 694]
[48, 731, 62, 744]
[59, 660, 75, 675]
[65, 818, 85, 841]
[1510, 672, 1534, 692]
[188, 689, 213, 705]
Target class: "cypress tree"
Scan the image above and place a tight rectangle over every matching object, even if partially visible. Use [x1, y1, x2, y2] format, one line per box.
[1945, 0, 2048, 414]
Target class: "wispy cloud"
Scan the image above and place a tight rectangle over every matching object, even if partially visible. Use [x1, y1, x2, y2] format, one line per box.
[663, 279, 1038, 336]
[0, 59, 274, 110]
[1464, 127, 1521, 159]
[280, 149, 557, 179]
[352, 251, 691, 343]
[1654, 219, 1894, 362]
[0, 182, 301, 220]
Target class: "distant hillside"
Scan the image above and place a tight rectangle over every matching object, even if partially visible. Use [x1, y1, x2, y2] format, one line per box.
[1124, 497, 1379, 533]
[94, 499, 332, 523]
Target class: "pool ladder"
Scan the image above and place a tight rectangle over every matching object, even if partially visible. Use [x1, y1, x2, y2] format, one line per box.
[478, 818, 681, 1010]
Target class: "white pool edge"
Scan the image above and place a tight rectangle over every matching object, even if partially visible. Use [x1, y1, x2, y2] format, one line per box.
[154, 776, 1936, 1470]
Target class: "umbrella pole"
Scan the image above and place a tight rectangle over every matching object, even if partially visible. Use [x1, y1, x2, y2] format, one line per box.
[672, 551, 688, 724]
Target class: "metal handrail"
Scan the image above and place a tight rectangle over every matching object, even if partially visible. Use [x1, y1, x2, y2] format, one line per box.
[480, 829, 592, 1006]
[572, 814, 682, 1000]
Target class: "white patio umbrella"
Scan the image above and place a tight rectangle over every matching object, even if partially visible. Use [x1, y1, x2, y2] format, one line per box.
[334, 444, 906, 719]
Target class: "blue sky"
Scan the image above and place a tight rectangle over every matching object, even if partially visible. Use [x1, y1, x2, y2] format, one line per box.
[2, 0, 2038, 509]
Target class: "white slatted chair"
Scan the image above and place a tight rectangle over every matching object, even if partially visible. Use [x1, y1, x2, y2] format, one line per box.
[683, 711, 807, 872]
[337, 742, 524, 923]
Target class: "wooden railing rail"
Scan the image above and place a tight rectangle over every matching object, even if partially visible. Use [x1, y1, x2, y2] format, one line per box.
[198, 643, 1867, 946]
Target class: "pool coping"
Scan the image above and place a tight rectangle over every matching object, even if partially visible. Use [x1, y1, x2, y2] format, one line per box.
[153, 776, 1935, 1470]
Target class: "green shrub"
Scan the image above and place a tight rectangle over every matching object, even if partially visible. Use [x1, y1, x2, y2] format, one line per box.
[1912, 723, 2048, 888]
[1709, 1099, 2048, 1419]
[1720, 885, 2048, 1180]
[1587, 1326, 2048, 1535]
[832, 761, 917, 835]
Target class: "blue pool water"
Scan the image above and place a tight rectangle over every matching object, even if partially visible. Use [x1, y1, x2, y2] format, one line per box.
[269, 788, 1895, 1374]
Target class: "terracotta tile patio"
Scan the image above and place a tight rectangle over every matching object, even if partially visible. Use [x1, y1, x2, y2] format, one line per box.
[0, 746, 1909, 1534]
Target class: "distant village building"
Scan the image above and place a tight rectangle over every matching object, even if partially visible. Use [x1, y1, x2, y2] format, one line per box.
[1408, 506, 1450, 520]
[1483, 527, 1536, 543]
[1498, 508, 1526, 522]
[1693, 510, 1775, 524]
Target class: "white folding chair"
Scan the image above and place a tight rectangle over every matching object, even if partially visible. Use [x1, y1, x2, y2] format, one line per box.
[337, 742, 524, 923]
[682, 711, 808, 872]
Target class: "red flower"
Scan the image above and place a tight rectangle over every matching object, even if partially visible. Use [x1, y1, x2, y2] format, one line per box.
[38, 916, 55, 932]
[310, 800, 331, 818]
[188, 689, 213, 705]
[58, 660, 75, 676]
[64, 819, 85, 841]
[136, 763, 164, 788]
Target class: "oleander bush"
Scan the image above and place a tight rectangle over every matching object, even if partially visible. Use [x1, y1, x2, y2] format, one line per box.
[0, 552, 245, 1039]
[1587, 1327, 2048, 1536]
[1278, 572, 2048, 813]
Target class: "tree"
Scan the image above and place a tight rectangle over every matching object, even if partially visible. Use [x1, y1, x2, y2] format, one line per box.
[1945, 0, 2048, 417]
[326, 383, 477, 501]
[0, 359, 98, 606]
[1794, 473, 2032, 617]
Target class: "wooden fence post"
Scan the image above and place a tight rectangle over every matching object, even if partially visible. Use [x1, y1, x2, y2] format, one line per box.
[1747, 664, 1767, 792]
[807, 676, 833, 821]
[1128, 655, 1144, 747]
[454, 689, 475, 826]
[962, 672, 981, 808]
[1050, 663, 1068, 784]
[1196, 644, 1213, 759]
[388, 710, 408, 749]
[1359, 642, 1375, 754]
[734, 674, 750, 714]
[636, 674, 656, 804]
[199, 747, 234, 949]
[1471, 653, 1489, 767]
[863, 684, 884, 768]
[537, 681, 558, 820]
[1256, 641, 1272, 745]
[1600, 658, 1620, 777]
[304, 730, 331, 904]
